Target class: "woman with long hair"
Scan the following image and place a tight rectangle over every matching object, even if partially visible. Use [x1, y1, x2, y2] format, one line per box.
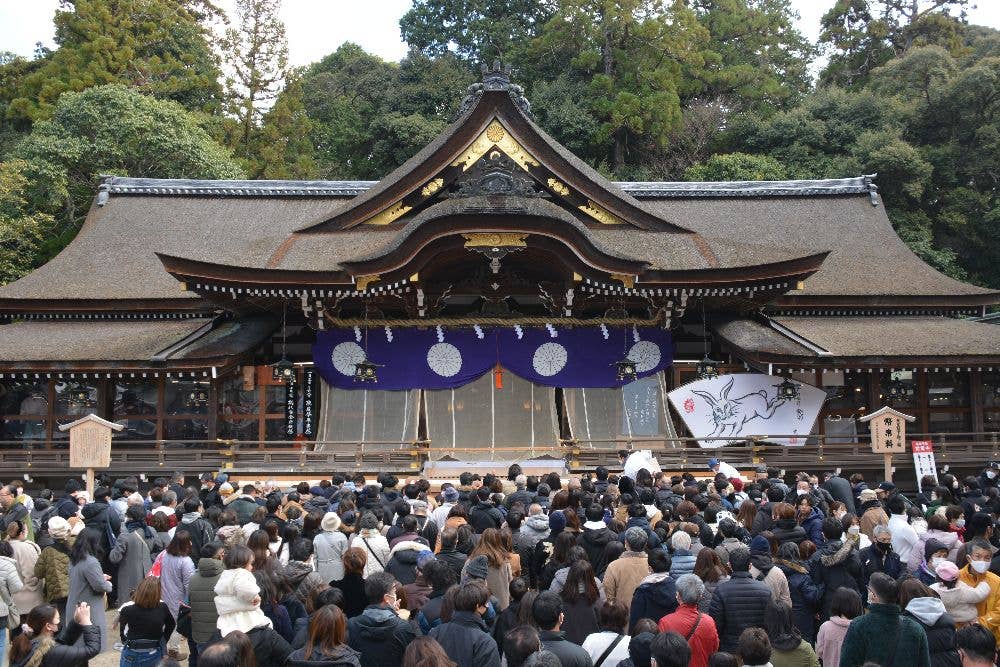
[402, 636, 456, 667]
[117, 577, 174, 667]
[762, 599, 819, 667]
[255, 570, 293, 643]
[559, 559, 601, 644]
[468, 528, 513, 609]
[774, 542, 823, 642]
[248, 529, 278, 575]
[538, 531, 576, 592]
[692, 547, 729, 613]
[9, 603, 100, 666]
[109, 505, 154, 607]
[65, 530, 111, 651]
[7, 521, 42, 622]
[286, 604, 361, 666]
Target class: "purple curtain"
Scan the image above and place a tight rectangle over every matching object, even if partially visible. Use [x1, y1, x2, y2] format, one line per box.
[313, 325, 672, 390]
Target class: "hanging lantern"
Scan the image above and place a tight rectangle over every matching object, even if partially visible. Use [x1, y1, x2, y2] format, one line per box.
[614, 357, 638, 382]
[353, 357, 381, 383]
[697, 356, 720, 380]
[885, 378, 913, 402]
[776, 377, 800, 401]
[184, 387, 209, 408]
[270, 358, 296, 382]
[494, 364, 504, 389]
[68, 383, 93, 408]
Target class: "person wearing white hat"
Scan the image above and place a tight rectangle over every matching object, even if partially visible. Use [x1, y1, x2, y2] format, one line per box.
[35, 516, 72, 625]
[858, 488, 889, 543]
[314, 512, 348, 583]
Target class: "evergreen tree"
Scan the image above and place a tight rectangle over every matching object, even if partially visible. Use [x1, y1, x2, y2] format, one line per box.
[9, 0, 223, 121]
[257, 71, 317, 179]
[0, 160, 52, 285]
[219, 0, 289, 169]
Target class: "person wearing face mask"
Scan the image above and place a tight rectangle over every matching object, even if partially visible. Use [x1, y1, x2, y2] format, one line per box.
[931, 560, 991, 625]
[980, 464, 1000, 491]
[911, 514, 964, 575]
[959, 540, 1000, 643]
[859, 525, 903, 593]
[429, 580, 502, 667]
[346, 572, 417, 667]
[916, 539, 952, 586]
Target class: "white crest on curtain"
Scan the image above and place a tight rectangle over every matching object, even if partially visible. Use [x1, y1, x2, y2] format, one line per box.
[473, 325, 484, 339]
[545, 323, 558, 338]
[436, 325, 444, 342]
[384, 326, 393, 342]
[513, 325, 523, 339]
[353, 326, 362, 343]
[600, 324, 609, 339]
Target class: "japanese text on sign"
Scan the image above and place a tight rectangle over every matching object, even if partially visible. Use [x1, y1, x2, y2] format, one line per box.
[284, 381, 297, 439]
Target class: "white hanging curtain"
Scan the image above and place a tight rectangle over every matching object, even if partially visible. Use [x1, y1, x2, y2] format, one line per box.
[316, 386, 419, 449]
[424, 372, 558, 461]
[564, 372, 677, 447]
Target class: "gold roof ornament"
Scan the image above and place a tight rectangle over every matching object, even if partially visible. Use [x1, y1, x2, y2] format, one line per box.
[462, 233, 528, 248]
[452, 118, 539, 173]
[354, 274, 381, 291]
[421, 178, 444, 197]
[363, 201, 412, 226]
[579, 200, 624, 225]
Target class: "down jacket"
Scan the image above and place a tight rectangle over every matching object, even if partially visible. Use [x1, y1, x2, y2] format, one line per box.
[385, 540, 426, 585]
[809, 536, 862, 621]
[776, 558, 824, 642]
[10, 622, 102, 667]
[188, 557, 224, 644]
[429, 610, 501, 667]
[34, 540, 71, 603]
[708, 571, 773, 652]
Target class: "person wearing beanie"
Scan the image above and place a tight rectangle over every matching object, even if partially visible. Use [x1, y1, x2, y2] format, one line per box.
[35, 515, 73, 623]
[910, 513, 962, 574]
[431, 485, 460, 530]
[748, 535, 792, 608]
[931, 559, 991, 623]
[915, 538, 951, 585]
[859, 488, 889, 542]
[55, 480, 83, 520]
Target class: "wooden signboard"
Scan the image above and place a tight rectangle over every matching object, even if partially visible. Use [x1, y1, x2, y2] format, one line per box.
[58, 414, 123, 495]
[859, 406, 916, 482]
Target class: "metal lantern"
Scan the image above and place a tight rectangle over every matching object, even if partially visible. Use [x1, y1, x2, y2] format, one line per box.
[697, 356, 720, 380]
[885, 378, 913, 402]
[353, 357, 381, 383]
[270, 358, 296, 382]
[776, 377, 800, 401]
[184, 387, 209, 408]
[615, 357, 638, 382]
[68, 383, 93, 408]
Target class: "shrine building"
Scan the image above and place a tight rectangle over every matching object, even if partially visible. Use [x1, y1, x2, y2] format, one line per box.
[1, 67, 999, 483]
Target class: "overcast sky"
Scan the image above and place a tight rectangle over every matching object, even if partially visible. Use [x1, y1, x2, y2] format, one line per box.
[1, 0, 997, 70]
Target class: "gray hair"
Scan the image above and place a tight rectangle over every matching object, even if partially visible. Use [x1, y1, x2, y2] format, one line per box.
[524, 650, 562, 667]
[359, 511, 380, 531]
[515, 474, 527, 487]
[162, 490, 177, 505]
[873, 524, 891, 538]
[625, 526, 648, 551]
[675, 573, 705, 605]
[671, 530, 692, 550]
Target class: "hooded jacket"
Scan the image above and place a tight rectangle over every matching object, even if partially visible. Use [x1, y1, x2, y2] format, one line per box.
[809, 536, 862, 620]
[859, 500, 890, 541]
[579, 521, 615, 577]
[228, 495, 260, 525]
[429, 610, 501, 667]
[904, 597, 961, 667]
[469, 500, 503, 534]
[750, 554, 792, 608]
[910, 529, 962, 573]
[81, 501, 119, 553]
[772, 519, 808, 547]
[284, 560, 325, 605]
[776, 558, 824, 641]
[385, 540, 426, 585]
[799, 507, 826, 547]
[188, 557, 224, 644]
[630, 572, 678, 632]
[618, 516, 661, 550]
[287, 644, 362, 667]
[931, 579, 991, 623]
[346, 605, 417, 667]
[520, 514, 551, 547]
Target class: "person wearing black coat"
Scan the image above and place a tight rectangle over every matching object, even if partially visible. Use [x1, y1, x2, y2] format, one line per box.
[775, 543, 824, 642]
[578, 506, 615, 578]
[333, 565, 368, 619]
[902, 591, 962, 667]
[809, 518, 863, 621]
[858, 529, 904, 592]
[533, 592, 594, 667]
[708, 547, 773, 652]
[469, 488, 504, 534]
[751, 489, 786, 536]
[10, 605, 102, 667]
[346, 573, 417, 667]
[429, 583, 501, 667]
[823, 473, 857, 515]
[629, 551, 678, 633]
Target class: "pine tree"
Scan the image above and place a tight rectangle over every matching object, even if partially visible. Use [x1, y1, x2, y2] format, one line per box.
[219, 0, 289, 166]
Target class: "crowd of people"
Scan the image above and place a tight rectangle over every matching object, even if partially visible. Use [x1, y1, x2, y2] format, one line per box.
[0, 456, 996, 667]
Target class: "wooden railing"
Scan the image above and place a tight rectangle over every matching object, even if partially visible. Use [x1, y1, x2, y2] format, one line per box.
[1, 433, 998, 480]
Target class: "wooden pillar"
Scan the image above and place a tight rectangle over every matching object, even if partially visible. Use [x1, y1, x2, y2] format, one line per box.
[971, 370, 985, 440]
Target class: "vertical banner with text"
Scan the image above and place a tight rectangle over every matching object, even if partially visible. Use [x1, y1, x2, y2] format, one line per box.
[912, 440, 937, 491]
[284, 380, 297, 440]
[302, 368, 317, 438]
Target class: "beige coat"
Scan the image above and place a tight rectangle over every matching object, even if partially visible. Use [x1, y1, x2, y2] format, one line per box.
[750, 563, 792, 608]
[603, 551, 650, 611]
[860, 506, 889, 542]
[10, 539, 42, 613]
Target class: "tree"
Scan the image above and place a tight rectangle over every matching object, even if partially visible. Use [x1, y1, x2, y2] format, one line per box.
[531, 0, 710, 173]
[400, 0, 555, 66]
[684, 152, 787, 181]
[256, 71, 317, 179]
[0, 160, 52, 285]
[9, 0, 223, 121]
[684, 0, 814, 113]
[818, 0, 971, 87]
[219, 0, 289, 167]
[291, 44, 473, 180]
[12, 84, 242, 261]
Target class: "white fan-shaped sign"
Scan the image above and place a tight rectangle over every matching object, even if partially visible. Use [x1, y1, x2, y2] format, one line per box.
[667, 373, 825, 447]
